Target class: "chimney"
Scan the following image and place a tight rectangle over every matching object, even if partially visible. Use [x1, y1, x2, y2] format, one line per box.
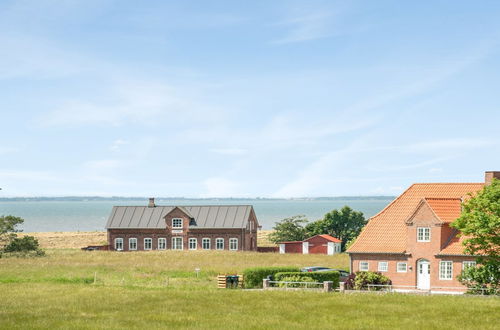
[485, 171, 500, 185]
[148, 197, 155, 208]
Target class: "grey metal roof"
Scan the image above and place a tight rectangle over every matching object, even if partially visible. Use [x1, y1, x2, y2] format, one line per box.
[105, 205, 255, 229]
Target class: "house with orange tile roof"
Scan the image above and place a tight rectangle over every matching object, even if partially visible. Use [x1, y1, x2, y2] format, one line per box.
[347, 171, 500, 293]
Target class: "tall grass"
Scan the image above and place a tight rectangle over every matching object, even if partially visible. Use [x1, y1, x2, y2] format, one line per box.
[0, 249, 349, 289]
[0, 283, 498, 329]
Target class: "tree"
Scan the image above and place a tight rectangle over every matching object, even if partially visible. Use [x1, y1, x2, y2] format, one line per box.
[305, 206, 366, 251]
[0, 215, 24, 249]
[268, 215, 308, 243]
[452, 178, 500, 292]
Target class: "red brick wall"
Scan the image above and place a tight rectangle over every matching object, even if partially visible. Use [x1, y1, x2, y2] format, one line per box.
[284, 242, 302, 253]
[306, 236, 328, 254]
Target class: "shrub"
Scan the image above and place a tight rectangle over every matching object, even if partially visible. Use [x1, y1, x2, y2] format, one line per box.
[458, 264, 499, 295]
[274, 271, 340, 287]
[243, 266, 300, 288]
[277, 275, 316, 288]
[346, 271, 391, 291]
[4, 236, 40, 253]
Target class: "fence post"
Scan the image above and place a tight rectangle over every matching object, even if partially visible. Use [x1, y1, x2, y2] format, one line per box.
[339, 282, 345, 293]
[323, 281, 333, 292]
[263, 279, 270, 290]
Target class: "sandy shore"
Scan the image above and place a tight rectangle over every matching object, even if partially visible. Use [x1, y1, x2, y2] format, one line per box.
[21, 230, 274, 249]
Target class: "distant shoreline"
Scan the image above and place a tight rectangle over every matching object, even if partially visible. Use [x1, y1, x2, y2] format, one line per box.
[0, 196, 395, 202]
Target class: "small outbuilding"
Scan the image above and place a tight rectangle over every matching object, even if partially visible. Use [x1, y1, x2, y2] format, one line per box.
[278, 234, 342, 255]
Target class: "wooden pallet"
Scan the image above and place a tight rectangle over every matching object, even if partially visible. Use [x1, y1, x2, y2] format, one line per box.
[217, 274, 244, 288]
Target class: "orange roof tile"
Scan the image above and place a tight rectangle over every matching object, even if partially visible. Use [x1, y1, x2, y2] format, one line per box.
[425, 198, 462, 223]
[347, 183, 483, 254]
[439, 232, 469, 255]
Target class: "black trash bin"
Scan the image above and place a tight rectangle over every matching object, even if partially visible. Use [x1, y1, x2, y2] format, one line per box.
[226, 275, 239, 288]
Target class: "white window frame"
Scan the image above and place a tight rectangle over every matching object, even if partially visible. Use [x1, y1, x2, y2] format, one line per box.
[202, 238, 211, 250]
[216, 238, 224, 250]
[115, 238, 123, 251]
[439, 261, 453, 280]
[129, 238, 137, 251]
[144, 238, 152, 250]
[158, 238, 167, 250]
[189, 238, 197, 250]
[417, 227, 431, 242]
[462, 261, 476, 270]
[172, 218, 183, 229]
[229, 238, 238, 251]
[378, 261, 388, 272]
[172, 237, 183, 250]
[359, 261, 369, 271]
[397, 262, 408, 273]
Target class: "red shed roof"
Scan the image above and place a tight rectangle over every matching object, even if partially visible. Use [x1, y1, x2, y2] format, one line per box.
[305, 234, 341, 243]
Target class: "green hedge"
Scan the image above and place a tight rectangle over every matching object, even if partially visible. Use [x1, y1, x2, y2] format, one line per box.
[274, 271, 340, 287]
[243, 266, 300, 288]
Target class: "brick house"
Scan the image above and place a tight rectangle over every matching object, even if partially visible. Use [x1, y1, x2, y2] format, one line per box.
[106, 199, 259, 252]
[279, 235, 342, 255]
[347, 171, 499, 293]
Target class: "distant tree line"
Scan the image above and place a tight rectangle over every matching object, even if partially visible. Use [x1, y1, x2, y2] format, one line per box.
[268, 206, 367, 251]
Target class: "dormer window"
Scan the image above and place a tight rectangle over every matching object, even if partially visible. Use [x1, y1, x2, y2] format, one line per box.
[417, 227, 431, 242]
[172, 218, 183, 229]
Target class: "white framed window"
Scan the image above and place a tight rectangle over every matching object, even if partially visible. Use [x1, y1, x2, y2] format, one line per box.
[359, 261, 369, 271]
[417, 227, 431, 242]
[158, 238, 166, 250]
[216, 238, 224, 250]
[439, 261, 453, 280]
[172, 218, 183, 229]
[397, 262, 408, 273]
[189, 238, 197, 250]
[172, 237, 183, 250]
[378, 261, 388, 272]
[129, 238, 137, 250]
[229, 238, 238, 251]
[462, 261, 476, 270]
[144, 238, 152, 250]
[115, 238, 123, 251]
[202, 238, 211, 250]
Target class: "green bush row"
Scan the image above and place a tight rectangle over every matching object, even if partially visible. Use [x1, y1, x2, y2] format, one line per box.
[274, 271, 340, 287]
[243, 266, 300, 288]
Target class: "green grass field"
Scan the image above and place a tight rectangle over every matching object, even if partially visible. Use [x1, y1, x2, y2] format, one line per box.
[1, 250, 499, 329]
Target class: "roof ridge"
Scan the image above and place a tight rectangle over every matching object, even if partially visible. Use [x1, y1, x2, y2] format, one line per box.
[366, 184, 416, 220]
[412, 182, 483, 185]
[425, 197, 462, 200]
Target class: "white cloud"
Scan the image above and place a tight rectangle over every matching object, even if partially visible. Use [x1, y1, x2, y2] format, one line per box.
[273, 11, 336, 44]
[42, 80, 221, 127]
[110, 139, 129, 152]
[201, 177, 240, 197]
[209, 148, 247, 156]
[83, 159, 122, 170]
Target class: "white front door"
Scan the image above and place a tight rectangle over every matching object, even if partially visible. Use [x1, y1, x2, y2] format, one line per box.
[417, 259, 430, 290]
[302, 242, 309, 254]
[279, 244, 285, 254]
[327, 242, 334, 255]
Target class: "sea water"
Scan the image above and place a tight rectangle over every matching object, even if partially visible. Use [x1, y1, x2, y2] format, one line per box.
[0, 198, 393, 232]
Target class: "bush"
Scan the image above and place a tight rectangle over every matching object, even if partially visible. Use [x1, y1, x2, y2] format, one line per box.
[243, 266, 300, 288]
[274, 271, 340, 287]
[277, 275, 316, 288]
[458, 264, 499, 295]
[4, 236, 40, 252]
[345, 271, 391, 291]
[3, 236, 45, 257]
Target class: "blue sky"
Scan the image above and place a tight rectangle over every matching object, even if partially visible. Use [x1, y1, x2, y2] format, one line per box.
[1, 0, 499, 197]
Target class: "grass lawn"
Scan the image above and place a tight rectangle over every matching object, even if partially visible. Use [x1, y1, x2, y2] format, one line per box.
[1, 250, 499, 329]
